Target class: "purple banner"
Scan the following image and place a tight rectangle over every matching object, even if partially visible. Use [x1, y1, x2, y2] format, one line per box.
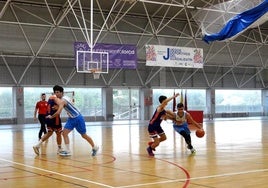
[74, 42, 137, 69]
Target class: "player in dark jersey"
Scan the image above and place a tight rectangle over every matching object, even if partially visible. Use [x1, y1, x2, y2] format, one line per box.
[33, 95, 62, 155]
[146, 93, 179, 156]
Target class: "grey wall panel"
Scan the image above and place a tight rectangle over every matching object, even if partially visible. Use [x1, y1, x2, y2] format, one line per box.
[0, 65, 15, 85]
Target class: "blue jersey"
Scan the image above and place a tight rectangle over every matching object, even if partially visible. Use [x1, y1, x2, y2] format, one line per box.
[173, 111, 190, 134]
[63, 96, 80, 118]
[62, 96, 85, 134]
[174, 111, 187, 125]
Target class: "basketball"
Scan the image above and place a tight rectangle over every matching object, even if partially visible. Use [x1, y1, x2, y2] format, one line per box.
[196, 129, 205, 138]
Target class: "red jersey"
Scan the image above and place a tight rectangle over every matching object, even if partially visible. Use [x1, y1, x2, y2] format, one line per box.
[35, 101, 48, 115]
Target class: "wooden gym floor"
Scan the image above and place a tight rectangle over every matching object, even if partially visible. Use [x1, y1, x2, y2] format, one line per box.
[1, 117, 268, 188]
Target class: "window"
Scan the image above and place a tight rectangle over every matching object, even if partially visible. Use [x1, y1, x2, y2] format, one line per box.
[185, 89, 206, 111]
[0, 87, 13, 119]
[215, 89, 262, 113]
[24, 87, 102, 118]
[152, 89, 206, 112]
[24, 87, 51, 118]
[67, 88, 102, 117]
[113, 88, 140, 120]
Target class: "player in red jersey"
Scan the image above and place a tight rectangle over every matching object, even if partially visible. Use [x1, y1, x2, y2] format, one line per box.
[34, 93, 48, 140]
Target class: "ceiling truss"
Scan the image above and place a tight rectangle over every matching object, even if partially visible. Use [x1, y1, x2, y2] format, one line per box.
[0, 0, 267, 88]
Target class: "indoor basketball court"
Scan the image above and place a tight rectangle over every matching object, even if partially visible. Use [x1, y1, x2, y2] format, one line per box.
[1, 118, 268, 188]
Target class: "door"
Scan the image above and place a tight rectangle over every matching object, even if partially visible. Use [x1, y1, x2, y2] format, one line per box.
[113, 88, 140, 120]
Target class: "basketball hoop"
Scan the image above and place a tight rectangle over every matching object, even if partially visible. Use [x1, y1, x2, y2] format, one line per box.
[89, 69, 101, 79]
[93, 72, 100, 79]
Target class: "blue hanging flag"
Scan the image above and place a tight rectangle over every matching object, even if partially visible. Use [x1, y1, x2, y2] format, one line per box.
[203, 0, 268, 43]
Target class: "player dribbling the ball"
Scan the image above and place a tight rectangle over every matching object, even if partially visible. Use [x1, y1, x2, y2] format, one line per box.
[166, 102, 203, 154]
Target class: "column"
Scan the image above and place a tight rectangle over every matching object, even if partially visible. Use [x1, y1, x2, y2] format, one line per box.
[140, 88, 153, 120]
[103, 87, 114, 121]
[206, 88, 215, 119]
[262, 89, 268, 116]
[14, 86, 24, 124]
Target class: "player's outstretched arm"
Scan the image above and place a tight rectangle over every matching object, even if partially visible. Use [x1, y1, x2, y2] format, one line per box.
[161, 93, 180, 108]
[46, 98, 65, 119]
[165, 110, 175, 121]
[186, 113, 203, 129]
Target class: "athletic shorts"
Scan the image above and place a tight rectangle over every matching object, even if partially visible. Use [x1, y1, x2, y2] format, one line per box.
[173, 122, 191, 135]
[64, 114, 87, 135]
[46, 116, 62, 132]
[148, 123, 164, 138]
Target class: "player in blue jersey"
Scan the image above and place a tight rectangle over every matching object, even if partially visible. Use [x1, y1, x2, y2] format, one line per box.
[166, 102, 203, 154]
[33, 94, 63, 155]
[46, 85, 99, 157]
[146, 93, 180, 156]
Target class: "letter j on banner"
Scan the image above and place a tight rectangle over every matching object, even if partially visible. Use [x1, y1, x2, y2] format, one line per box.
[145, 45, 203, 68]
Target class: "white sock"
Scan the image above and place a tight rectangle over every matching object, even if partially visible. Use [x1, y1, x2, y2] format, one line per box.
[93, 145, 98, 150]
[65, 144, 70, 151]
[35, 140, 42, 147]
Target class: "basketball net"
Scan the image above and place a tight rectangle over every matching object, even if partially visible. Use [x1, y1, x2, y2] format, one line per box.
[89, 68, 101, 79]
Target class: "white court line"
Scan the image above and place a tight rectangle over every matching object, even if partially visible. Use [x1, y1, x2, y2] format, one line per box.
[115, 168, 268, 187]
[0, 158, 114, 188]
[2, 157, 268, 188]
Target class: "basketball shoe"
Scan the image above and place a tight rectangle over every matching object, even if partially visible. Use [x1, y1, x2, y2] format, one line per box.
[57, 148, 63, 154]
[33, 146, 40, 155]
[92, 146, 99, 156]
[59, 150, 71, 156]
[147, 146, 154, 156]
[190, 148, 196, 154]
[148, 141, 155, 151]
[187, 145, 196, 154]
